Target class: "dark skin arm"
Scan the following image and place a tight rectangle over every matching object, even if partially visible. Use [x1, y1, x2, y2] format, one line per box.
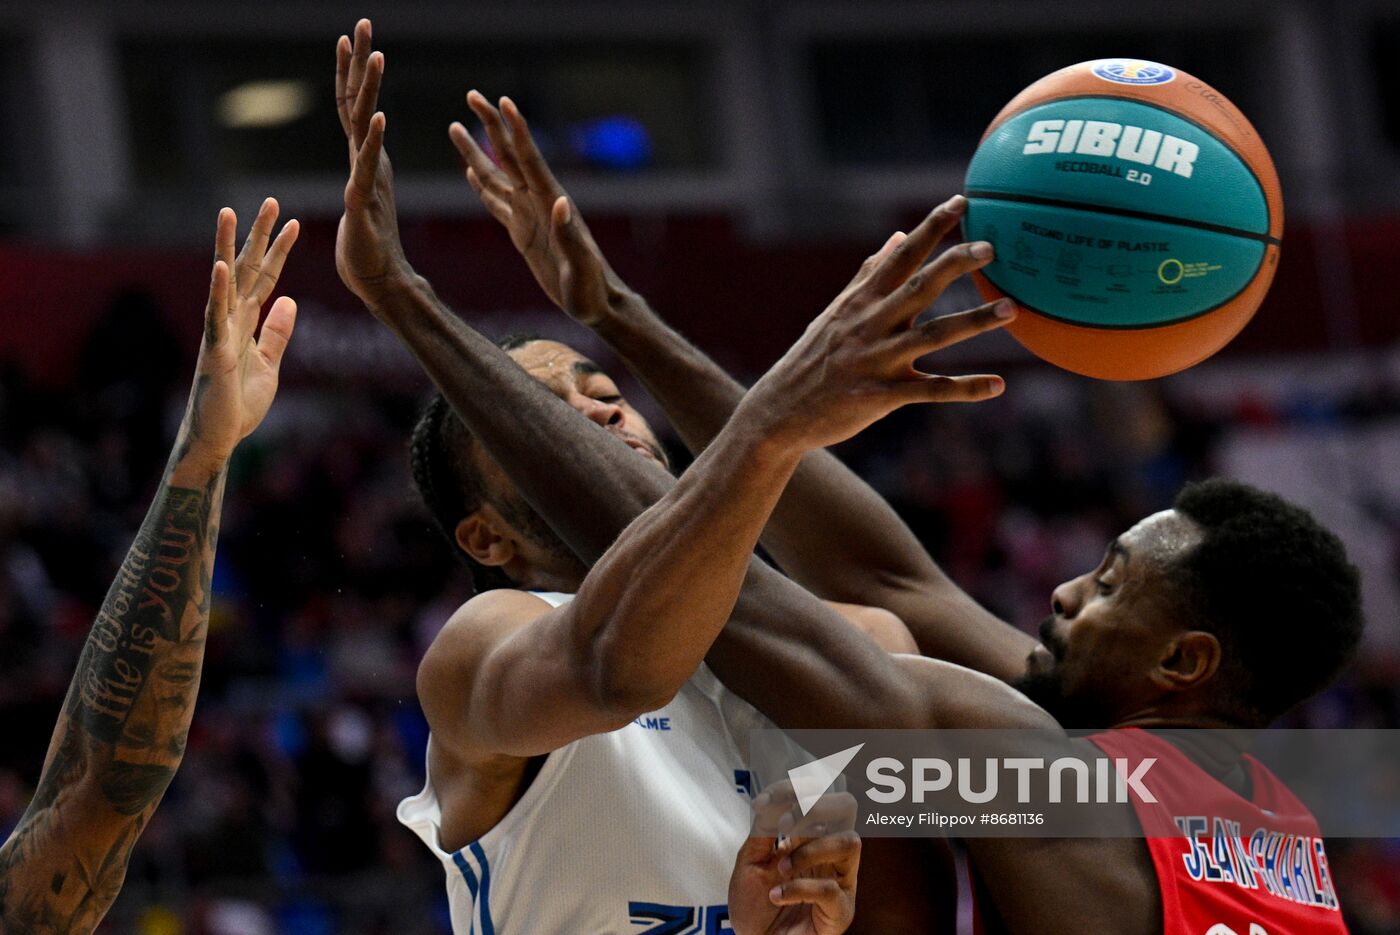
[338, 23, 1159, 934]
[453, 102, 1166, 935]
[452, 93, 1166, 935]
[967, 836, 1158, 935]
[333, 21, 1003, 736]
[452, 95, 1035, 683]
[0, 204, 299, 934]
[333, 30, 826, 758]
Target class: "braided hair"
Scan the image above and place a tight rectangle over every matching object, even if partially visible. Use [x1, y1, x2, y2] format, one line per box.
[409, 334, 542, 593]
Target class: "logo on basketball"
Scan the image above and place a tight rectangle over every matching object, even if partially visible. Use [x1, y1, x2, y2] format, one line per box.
[1092, 60, 1176, 86]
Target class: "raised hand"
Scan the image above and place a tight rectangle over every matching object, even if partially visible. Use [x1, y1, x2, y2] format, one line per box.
[740, 195, 1014, 453]
[334, 18, 411, 310]
[450, 94, 632, 329]
[177, 198, 299, 475]
[0, 199, 297, 935]
[729, 786, 861, 935]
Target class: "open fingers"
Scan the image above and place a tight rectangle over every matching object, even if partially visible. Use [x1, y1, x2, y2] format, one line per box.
[897, 373, 1006, 406]
[204, 260, 230, 348]
[550, 196, 601, 274]
[248, 219, 300, 309]
[255, 296, 298, 371]
[216, 206, 237, 269]
[882, 240, 995, 327]
[335, 34, 353, 136]
[449, 119, 512, 199]
[862, 231, 906, 280]
[347, 112, 387, 205]
[467, 167, 513, 219]
[864, 195, 968, 297]
[500, 96, 564, 201]
[467, 90, 526, 187]
[899, 298, 1015, 358]
[449, 119, 505, 184]
[350, 51, 384, 149]
[345, 19, 373, 120]
[235, 197, 279, 285]
[216, 207, 238, 321]
[837, 230, 908, 302]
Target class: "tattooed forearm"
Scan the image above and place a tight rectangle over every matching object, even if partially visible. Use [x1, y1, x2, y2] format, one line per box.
[172, 377, 212, 485]
[69, 474, 212, 741]
[0, 463, 225, 935]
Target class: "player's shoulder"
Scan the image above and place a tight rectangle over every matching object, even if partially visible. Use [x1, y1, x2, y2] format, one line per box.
[418, 590, 556, 700]
[429, 588, 560, 657]
[418, 590, 563, 762]
[448, 587, 557, 628]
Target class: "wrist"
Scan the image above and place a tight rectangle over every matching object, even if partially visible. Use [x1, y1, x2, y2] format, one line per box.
[356, 264, 423, 317]
[589, 289, 660, 349]
[731, 390, 810, 462]
[167, 439, 229, 486]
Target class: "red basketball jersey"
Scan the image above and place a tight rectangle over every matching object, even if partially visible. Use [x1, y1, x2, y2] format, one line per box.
[1085, 728, 1349, 935]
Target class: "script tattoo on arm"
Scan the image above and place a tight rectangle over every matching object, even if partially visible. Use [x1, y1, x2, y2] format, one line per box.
[0, 464, 225, 935]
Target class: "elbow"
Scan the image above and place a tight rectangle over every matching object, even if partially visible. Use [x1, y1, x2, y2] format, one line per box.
[583, 634, 683, 720]
[591, 671, 680, 722]
[71, 725, 185, 817]
[97, 759, 181, 816]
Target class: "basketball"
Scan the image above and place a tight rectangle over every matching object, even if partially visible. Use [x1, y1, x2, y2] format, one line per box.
[961, 58, 1283, 381]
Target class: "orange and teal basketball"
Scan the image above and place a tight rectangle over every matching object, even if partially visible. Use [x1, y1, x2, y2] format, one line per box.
[962, 59, 1283, 381]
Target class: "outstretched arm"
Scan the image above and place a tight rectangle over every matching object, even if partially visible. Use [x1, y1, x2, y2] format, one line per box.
[335, 25, 785, 757]
[338, 21, 1030, 739]
[0, 204, 298, 934]
[599, 297, 1036, 681]
[453, 97, 1035, 682]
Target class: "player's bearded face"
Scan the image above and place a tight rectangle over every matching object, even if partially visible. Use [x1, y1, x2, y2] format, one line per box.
[1010, 511, 1203, 729]
[1009, 614, 1117, 729]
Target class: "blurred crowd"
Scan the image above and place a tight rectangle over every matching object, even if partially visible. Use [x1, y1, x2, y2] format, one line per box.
[2, 290, 1399, 934]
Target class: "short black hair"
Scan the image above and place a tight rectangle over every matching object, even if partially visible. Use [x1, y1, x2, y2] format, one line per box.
[1171, 478, 1363, 724]
[408, 334, 541, 593]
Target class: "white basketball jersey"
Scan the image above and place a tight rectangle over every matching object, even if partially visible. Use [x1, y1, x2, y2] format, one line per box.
[397, 591, 774, 935]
